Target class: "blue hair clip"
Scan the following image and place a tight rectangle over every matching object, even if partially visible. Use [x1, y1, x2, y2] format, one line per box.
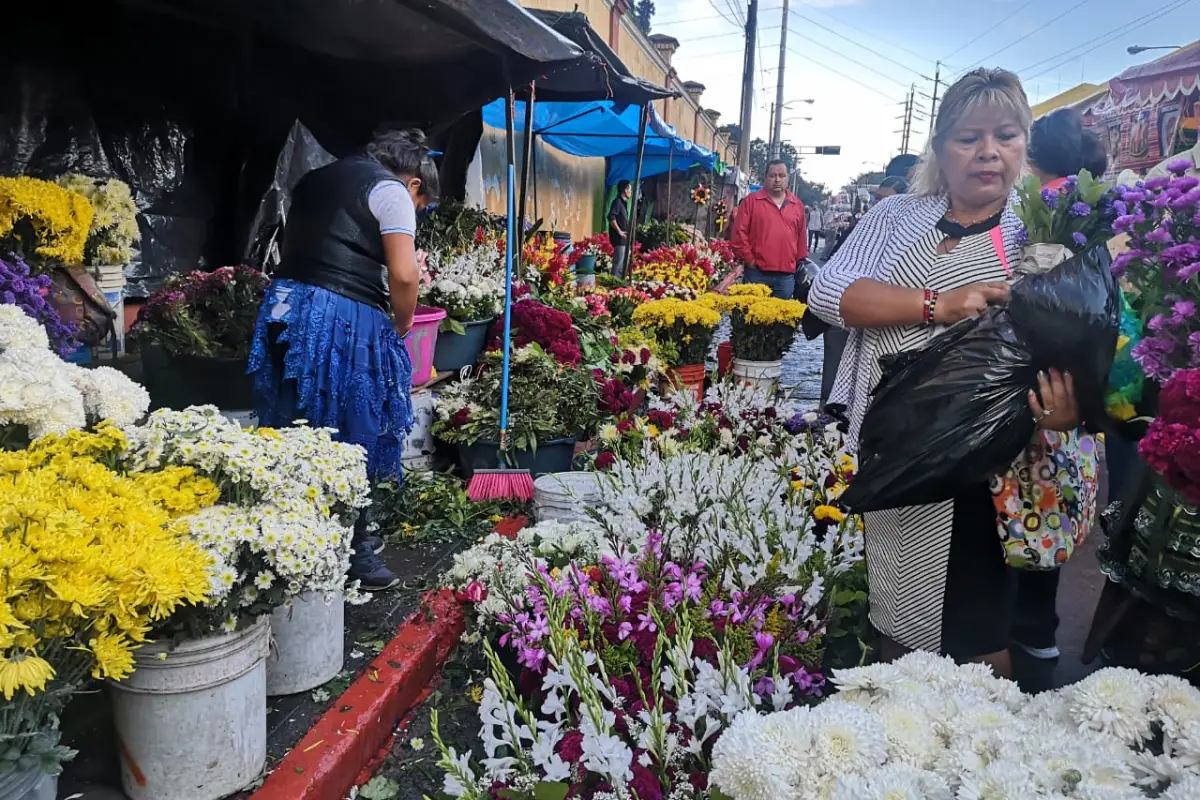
[426, 150, 442, 157]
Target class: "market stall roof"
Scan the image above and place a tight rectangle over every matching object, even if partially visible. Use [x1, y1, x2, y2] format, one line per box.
[1031, 83, 1107, 118]
[482, 99, 717, 184]
[1105, 42, 1200, 109]
[121, 0, 585, 122]
[524, 9, 677, 105]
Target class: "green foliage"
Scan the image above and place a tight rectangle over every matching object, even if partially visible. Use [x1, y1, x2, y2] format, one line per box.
[415, 200, 505, 255]
[637, 218, 689, 250]
[358, 775, 401, 799]
[372, 469, 520, 544]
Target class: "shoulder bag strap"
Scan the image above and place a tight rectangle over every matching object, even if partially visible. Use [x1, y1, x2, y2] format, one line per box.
[989, 226, 1012, 277]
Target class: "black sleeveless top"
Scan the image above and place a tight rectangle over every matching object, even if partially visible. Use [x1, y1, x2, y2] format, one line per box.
[276, 154, 396, 313]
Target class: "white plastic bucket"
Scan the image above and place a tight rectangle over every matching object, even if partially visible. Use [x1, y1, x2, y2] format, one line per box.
[266, 590, 345, 696]
[403, 388, 436, 470]
[95, 265, 126, 358]
[220, 410, 259, 429]
[732, 358, 782, 396]
[110, 618, 269, 800]
[534, 472, 600, 523]
[0, 769, 55, 800]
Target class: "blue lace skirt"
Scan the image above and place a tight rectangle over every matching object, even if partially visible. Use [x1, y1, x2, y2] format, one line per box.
[247, 278, 414, 480]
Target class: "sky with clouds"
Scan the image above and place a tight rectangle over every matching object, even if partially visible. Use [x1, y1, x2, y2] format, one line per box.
[652, 0, 1200, 190]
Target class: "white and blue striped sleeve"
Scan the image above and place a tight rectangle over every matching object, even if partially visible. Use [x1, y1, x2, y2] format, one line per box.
[367, 180, 416, 237]
[808, 199, 897, 329]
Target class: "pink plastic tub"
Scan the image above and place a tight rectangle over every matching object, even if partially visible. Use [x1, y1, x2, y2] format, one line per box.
[404, 306, 448, 387]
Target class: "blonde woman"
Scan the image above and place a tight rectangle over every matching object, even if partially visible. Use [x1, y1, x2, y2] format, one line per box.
[809, 69, 1080, 677]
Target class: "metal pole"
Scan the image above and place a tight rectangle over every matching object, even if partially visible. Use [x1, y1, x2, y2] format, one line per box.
[625, 103, 651, 277]
[666, 142, 674, 223]
[737, 0, 758, 178]
[516, 83, 536, 280]
[771, 0, 790, 159]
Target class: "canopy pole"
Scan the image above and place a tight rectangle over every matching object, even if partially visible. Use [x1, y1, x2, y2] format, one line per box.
[624, 103, 650, 277]
[516, 83, 536, 281]
[666, 142, 674, 224]
[505, 88, 517, 263]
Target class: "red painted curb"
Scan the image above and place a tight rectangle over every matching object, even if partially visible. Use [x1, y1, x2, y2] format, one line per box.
[252, 589, 465, 800]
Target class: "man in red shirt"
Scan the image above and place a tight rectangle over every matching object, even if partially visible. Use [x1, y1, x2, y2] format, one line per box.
[731, 159, 809, 298]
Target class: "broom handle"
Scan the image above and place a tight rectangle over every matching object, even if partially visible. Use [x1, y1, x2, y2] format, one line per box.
[499, 161, 515, 456]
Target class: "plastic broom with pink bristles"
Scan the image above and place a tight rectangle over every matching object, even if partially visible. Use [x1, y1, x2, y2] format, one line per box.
[467, 160, 535, 503]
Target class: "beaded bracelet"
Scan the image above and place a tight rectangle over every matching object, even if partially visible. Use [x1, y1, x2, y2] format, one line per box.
[922, 288, 940, 326]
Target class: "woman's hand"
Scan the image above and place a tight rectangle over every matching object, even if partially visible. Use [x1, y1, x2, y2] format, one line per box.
[1028, 369, 1079, 431]
[935, 281, 1010, 325]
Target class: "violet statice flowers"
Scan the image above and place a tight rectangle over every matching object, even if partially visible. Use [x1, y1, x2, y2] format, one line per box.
[1116, 160, 1200, 381]
[0, 255, 78, 357]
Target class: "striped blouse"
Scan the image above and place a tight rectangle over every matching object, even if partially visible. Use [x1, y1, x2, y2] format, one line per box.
[807, 193, 1026, 448]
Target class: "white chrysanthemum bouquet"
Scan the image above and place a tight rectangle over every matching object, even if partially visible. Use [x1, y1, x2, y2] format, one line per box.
[122, 406, 371, 634]
[710, 652, 1200, 800]
[0, 304, 148, 442]
[420, 244, 504, 330]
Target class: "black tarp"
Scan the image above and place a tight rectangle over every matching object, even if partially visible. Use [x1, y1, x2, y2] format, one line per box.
[524, 10, 677, 105]
[0, 1, 582, 295]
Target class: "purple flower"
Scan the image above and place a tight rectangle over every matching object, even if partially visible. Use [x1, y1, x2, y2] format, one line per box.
[754, 632, 775, 652]
[1175, 176, 1200, 193]
[1072, 232, 1088, 247]
[753, 676, 775, 697]
[1146, 176, 1172, 191]
[1, 291, 14, 304]
[1113, 214, 1141, 234]
[1113, 200, 1128, 216]
[637, 612, 657, 633]
[1179, 263, 1200, 281]
[1172, 300, 1197, 322]
[1015, 226, 1030, 246]
[1069, 201, 1091, 217]
[518, 646, 547, 670]
[1145, 226, 1175, 245]
[683, 573, 703, 603]
[1123, 190, 1147, 203]
[1041, 187, 1059, 209]
[587, 594, 612, 617]
[618, 594, 632, 614]
[617, 621, 633, 641]
[1167, 158, 1194, 176]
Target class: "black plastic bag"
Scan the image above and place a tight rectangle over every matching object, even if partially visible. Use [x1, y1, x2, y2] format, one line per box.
[243, 121, 336, 271]
[841, 244, 1118, 513]
[794, 259, 833, 340]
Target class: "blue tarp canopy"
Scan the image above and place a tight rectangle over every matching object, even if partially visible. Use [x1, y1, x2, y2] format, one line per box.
[482, 99, 716, 185]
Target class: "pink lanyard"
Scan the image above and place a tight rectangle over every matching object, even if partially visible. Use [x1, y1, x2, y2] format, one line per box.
[989, 227, 1012, 277]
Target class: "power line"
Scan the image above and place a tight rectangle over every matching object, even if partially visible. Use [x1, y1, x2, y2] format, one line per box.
[1017, 0, 1196, 81]
[961, 0, 1099, 74]
[788, 4, 941, 71]
[785, 46, 903, 102]
[788, 29, 913, 89]
[941, 0, 1040, 62]
[787, 9, 934, 81]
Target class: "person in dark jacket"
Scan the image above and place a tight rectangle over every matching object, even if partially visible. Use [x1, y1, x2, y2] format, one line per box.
[608, 180, 632, 278]
[247, 128, 439, 590]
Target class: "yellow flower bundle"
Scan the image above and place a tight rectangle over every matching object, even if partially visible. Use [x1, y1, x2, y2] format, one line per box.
[697, 292, 760, 314]
[56, 174, 141, 266]
[631, 261, 711, 293]
[632, 298, 722, 330]
[0, 426, 217, 699]
[727, 284, 772, 298]
[0, 176, 94, 266]
[743, 298, 807, 327]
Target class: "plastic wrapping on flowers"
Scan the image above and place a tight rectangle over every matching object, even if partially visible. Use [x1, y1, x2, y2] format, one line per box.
[0, 175, 94, 269]
[419, 244, 504, 330]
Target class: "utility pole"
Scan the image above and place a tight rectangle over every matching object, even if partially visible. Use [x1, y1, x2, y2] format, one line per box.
[929, 60, 941, 134]
[898, 86, 914, 155]
[737, 0, 758, 178]
[770, 0, 790, 159]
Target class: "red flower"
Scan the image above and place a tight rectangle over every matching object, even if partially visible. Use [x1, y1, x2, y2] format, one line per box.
[450, 408, 471, 427]
[488, 299, 581, 366]
[1158, 368, 1200, 426]
[596, 451, 616, 470]
[454, 581, 488, 604]
[647, 410, 676, 430]
[493, 514, 529, 539]
[639, 347, 652, 363]
[630, 765, 663, 800]
[558, 730, 584, 762]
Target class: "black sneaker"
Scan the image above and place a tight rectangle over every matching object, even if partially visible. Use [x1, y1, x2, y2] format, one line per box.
[350, 551, 399, 591]
[361, 535, 385, 555]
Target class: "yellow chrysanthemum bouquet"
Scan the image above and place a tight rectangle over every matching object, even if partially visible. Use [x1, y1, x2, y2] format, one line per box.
[56, 174, 140, 266]
[631, 298, 721, 367]
[0, 425, 216, 777]
[702, 284, 807, 362]
[0, 176, 93, 269]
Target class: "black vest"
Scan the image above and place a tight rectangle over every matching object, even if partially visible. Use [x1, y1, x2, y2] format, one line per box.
[277, 154, 397, 312]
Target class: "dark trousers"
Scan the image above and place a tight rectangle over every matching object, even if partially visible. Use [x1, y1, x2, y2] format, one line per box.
[1013, 570, 1061, 654]
[820, 326, 849, 409]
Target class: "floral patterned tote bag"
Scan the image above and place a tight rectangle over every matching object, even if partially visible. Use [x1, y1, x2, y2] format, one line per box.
[989, 428, 1101, 569]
